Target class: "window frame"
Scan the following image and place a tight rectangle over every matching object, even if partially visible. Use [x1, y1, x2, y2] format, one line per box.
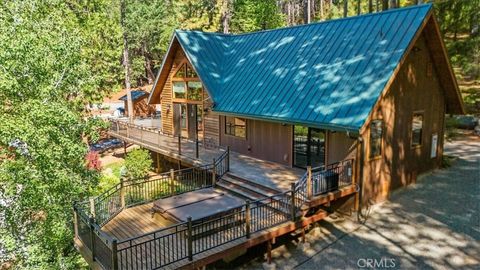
[171, 60, 202, 104]
[224, 116, 247, 139]
[368, 119, 384, 160]
[411, 111, 424, 148]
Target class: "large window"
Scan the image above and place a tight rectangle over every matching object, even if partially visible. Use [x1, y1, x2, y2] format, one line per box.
[173, 82, 186, 99]
[172, 62, 202, 101]
[187, 81, 202, 101]
[411, 113, 423, 147]
[225, 117, 246, 138]
[369, 120, 383, 159]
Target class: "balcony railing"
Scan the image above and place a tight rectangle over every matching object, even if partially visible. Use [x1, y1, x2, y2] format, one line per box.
[74, 144, 354, 269]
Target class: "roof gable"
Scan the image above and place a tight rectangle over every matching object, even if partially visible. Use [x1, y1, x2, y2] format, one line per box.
[150, 4, 463, 132]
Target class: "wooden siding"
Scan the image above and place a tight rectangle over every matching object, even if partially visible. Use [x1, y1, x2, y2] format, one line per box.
[326, 131, 356, 164]
[161, 49, 186, 135]
[361, 34, 445, 203]
[219, 118, 293, 166]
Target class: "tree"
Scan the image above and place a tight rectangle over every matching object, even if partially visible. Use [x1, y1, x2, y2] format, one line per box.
[230, 0, 285, 32]
[0, 0, 114, 268]
[124, 149, 153, 180]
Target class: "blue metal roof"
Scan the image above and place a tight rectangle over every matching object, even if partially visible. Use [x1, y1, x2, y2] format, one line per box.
[174, 4, 433, 132]
[119, 90, 149, 101]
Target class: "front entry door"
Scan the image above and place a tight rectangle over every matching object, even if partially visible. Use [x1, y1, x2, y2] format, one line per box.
[293, 126, 325, 168]
[187, 104, 197, 140]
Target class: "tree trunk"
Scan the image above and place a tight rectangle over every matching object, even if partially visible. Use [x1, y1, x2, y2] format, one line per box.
[382, 0, 388, 11]
[221, 0, 232, 34]
[369, 0, 373, 13]
[319, 0, 324, 20]
[121, 0, 133, 122]
[142, 41, 155, 85]
[357, 0, 361, 15]
[344, 0, 348, 18]
[389, 0, 396, 9]
[305, 0, 311, 24]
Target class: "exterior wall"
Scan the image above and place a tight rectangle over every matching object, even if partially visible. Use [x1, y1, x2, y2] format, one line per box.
[160, 49, 185, 135]
[125, 97, 155, 117]
[326, 131, 357, 164]
[219, 117, 293, 166]
[361, 34, 445, 203]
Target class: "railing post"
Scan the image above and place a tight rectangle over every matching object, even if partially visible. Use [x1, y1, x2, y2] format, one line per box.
[120, 178, 126, 208]
[170, 169, 175, 195]
[73, 203, 79, 239]
[89, 217, 96, 261]
[178, 135, 182, 155]
[290, 183, 296, 222]
[140, 127, 143, 142]
[195, 139, 199, 159]
[245, 200, 251, 239]
[126, 124, 130, 138]
[111, 238, 118, 270]
[226, 146, 230, 172]
[187, 216, 193, 261]
[212, 158, 216, 187]
[89, 198, 96, 219]
[307, 166, 312, 200]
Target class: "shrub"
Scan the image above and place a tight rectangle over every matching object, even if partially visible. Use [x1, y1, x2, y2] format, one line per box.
[86, 151, 101, 171]
[124, 148, 152, 180]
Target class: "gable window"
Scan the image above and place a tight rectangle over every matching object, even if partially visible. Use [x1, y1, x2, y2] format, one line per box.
[369, 120, 383, 159]
[411, 113, 423, 147]
[225, 117, 246, 138]
[173, 81, 186, 99]
[174, 63, 186, 78]
[187, 81, 202, 101]
[186, 65, 197, 78]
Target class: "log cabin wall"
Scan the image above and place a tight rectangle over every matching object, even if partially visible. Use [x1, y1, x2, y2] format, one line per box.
[219, 118, 293, 166]
[361, 34, 445, 203]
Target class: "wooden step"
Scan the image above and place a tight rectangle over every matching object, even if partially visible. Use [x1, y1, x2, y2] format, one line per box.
[225, 173, 282, 196]
[216, 182, 264, 201]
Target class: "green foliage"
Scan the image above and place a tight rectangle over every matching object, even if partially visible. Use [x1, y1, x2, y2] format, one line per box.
[124, 149, 152, 180]
[0, 0, 118, 268]
[230, 0, 285, 32]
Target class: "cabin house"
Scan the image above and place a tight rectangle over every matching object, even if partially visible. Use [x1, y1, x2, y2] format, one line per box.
[74, 4, 464, 270]
[119, 90, 156, 117]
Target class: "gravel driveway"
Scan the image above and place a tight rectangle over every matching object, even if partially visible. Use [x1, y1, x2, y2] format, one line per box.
[231, 136, 479, 270]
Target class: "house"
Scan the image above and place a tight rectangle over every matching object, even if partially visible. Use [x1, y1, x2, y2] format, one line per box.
[75, 4, 464, 270]
[146, 3, 463, 203]
[119, 90, 156, 118]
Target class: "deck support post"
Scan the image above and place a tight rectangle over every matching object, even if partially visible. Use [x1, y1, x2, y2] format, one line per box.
[307, 166, 312, 200]
[170, 169, 175, 195]
[123, 141, 127, 156]
[178, 135, 182, 155]
[89, 217, 96, 261]
[212, 158, 216, 187]
[156, 152, 160, 173]
[187, 216, 193, 261]
[290, 183, 296, 221]
[226, 146, 230, 172]
[120, 177, 125, 208]
[89, 198, 95, 219]
[266, 240, 272, 264]
[111, 238, 118, 270]
[245, 200, 251, 239]
[195, 139, 199, 159]
[301, 227, 306, 243]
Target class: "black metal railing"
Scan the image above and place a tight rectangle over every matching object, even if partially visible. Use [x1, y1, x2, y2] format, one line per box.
[294, 159, 354, 202]
[111, 190, 295, 270]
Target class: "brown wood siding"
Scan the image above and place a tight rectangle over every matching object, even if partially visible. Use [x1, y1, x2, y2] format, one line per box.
[326, 131, 356, 164]
[220, 118, 293, 166]
[361, 34, 445, 203]
[161, 49, 186, 135]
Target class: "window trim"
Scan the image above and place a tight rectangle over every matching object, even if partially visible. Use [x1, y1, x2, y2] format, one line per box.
[224, 116, 247, 139]
[368, 119, 384, 160]
[411, 111, 424, 149]
[171, 60, 202, 103]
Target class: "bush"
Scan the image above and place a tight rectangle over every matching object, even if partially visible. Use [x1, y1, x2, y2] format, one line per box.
[124, 148, 152, 180]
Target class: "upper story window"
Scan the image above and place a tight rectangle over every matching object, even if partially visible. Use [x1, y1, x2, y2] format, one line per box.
[172, 62, 201, 101]
[225, 116, 246, 138]
[369, 119, 383, 159]
[411, 113, 423, 147]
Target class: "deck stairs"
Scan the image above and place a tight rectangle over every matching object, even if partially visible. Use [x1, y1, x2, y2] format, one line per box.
[216, 173, 280, 201]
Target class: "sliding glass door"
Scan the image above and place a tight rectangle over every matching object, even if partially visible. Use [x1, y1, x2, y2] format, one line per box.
[293, 126, 325, 169]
